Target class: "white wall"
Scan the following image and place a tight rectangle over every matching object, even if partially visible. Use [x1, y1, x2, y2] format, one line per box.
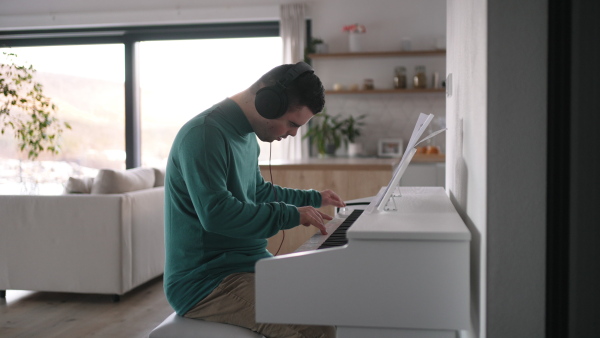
[446, 0, 487, 335]
[308, 0, 447, 155]
[308, 0, 445, 53]
[447, 0, 547, 337]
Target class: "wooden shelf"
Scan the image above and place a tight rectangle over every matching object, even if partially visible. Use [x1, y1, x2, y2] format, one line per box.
[325, 88, 445, 95]
[308, 49, 446, 59]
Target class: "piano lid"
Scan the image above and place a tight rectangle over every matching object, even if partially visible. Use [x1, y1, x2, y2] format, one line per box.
[348, 186, 471, 241]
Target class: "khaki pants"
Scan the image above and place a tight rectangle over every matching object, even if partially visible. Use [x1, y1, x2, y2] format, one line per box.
[184, 272, 336, 338]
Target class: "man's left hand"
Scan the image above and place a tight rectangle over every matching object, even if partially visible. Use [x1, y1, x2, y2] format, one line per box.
[320, 189, 346, 208]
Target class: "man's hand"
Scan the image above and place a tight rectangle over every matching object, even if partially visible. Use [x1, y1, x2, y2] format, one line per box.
[298, 206, 333, 235]
[320, 189, 346, 208]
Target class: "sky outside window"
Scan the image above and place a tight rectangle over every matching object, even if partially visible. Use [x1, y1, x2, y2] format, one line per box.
[139, 37, 283, 168]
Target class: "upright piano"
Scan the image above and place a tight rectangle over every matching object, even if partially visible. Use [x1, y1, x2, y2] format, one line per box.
[256, 187, 471, 338]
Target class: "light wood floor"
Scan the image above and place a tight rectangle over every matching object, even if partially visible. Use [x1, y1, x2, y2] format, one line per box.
[0, 276, 173, 338]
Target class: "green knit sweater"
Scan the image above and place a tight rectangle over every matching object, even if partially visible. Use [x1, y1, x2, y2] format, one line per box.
[163, 98, 321, 315]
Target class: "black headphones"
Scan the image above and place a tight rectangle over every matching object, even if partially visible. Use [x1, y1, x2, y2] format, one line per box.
[255, 62, 314, 120]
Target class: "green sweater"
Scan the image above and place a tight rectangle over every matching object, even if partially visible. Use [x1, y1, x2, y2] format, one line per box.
[163, 98, 321, 315]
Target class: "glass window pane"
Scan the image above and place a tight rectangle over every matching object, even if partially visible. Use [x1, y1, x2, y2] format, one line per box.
[0, 44, 125, 194]
[139, 37, 282, 168]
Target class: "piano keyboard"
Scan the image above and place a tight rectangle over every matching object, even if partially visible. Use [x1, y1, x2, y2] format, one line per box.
[317, 209, 364, 249]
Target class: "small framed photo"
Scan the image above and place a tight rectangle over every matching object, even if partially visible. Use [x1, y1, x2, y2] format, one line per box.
[378, 138, 404, 157]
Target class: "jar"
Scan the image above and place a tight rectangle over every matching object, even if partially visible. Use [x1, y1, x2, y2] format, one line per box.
[413, 65, 427, 89]
[432, 72, 440, 88]
[393, 66, 407, 89]
[333, 83, 344, 91]
[363, 78, 374, 90]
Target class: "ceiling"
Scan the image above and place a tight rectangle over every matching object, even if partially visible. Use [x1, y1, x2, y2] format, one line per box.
[0, 0, 296, 16]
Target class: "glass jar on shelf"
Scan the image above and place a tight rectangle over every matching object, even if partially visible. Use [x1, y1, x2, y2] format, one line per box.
[413, 65, 427, 89]
[393, 66, 407, 89]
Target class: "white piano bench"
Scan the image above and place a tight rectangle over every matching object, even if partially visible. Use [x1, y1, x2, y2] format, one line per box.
[149, 312, 266, 338]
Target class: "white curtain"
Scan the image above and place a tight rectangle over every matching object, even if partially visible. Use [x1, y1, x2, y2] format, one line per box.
[279, 3, 309, 160]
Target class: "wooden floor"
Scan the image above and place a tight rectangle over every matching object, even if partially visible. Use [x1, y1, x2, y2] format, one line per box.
[0, 276, 173, 338]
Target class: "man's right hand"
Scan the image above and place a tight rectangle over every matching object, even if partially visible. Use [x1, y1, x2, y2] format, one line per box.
[297, 206, 332, 235]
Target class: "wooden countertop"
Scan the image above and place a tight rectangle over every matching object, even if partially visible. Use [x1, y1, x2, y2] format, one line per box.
[259, 154, 445, 170]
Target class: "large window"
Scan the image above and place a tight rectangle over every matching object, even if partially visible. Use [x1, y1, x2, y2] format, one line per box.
[0, 22, 281, 194]
[139, 37, 282, 168]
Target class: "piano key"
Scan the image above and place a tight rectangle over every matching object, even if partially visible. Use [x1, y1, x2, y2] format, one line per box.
[317, 209, 364, 249]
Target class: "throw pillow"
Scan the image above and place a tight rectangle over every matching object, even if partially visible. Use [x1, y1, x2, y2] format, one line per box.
[64, 176, 95, 194]
[91, 167, 155, 194]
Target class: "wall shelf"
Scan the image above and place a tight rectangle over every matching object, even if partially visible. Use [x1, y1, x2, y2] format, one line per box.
[308, 49, 446, 59]
[325, 88, 445, 95]
[313, 49, 446, 95]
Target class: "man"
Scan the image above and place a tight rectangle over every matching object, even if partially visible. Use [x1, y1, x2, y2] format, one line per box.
[164, 62, 344, 338]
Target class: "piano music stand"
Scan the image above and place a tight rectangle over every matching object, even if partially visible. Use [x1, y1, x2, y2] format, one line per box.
[368, 119, 446, 213]
[370, 147, 417, 212]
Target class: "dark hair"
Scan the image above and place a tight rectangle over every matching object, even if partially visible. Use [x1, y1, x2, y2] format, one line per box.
[252, 64, 325, 115]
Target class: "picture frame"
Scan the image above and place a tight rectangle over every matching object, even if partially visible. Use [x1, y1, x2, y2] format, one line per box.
[378, 138, 404, 157]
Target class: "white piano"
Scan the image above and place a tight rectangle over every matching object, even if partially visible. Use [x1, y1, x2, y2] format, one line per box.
[256, 186, 471, 338]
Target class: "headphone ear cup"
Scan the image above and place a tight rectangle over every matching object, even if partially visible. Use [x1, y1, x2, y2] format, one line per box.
[255, 86, 287, 119]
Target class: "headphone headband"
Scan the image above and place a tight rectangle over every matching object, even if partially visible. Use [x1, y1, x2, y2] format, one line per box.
[276, 62, 314, 90]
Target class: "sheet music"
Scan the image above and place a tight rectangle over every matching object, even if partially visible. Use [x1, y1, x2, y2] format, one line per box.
[406, 113, 434, 151]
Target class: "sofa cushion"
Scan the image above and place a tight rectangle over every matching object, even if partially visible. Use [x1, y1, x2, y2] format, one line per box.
[64, 176, 95, 194]
[91, 167, 155, 194]
[153, 168, 166, 187]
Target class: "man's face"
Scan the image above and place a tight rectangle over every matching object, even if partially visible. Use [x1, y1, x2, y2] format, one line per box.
[255, 106, 315, 143]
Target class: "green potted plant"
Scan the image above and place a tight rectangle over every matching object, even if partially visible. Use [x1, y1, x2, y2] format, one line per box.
[303, 111, 344, 157]
[304, 37, 327, 65]
[340, 114, 366, 157]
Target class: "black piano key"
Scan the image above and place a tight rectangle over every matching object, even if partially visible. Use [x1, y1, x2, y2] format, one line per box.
[317, 209, 364, 250]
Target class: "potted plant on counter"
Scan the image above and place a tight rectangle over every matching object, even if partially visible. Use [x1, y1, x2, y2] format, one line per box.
[340, 114, 366, 157]
[304, 37, 327, 65]
[303, 112, 344, 157]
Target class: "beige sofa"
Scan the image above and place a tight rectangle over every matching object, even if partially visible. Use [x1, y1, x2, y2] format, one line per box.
[0, 167, 165, 301]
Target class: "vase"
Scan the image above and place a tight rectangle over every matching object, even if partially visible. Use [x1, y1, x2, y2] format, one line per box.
[347, 143, 363, 157]
[315, 43, 329, 54]
[325, 143, 337, 156]
[348, 32, 363, 52]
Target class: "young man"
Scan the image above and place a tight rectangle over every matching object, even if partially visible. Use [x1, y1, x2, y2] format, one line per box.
[164, 62, 344, 338]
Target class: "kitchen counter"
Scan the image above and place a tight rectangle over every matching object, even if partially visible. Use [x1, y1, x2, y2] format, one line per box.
[259, 154, 445, 170]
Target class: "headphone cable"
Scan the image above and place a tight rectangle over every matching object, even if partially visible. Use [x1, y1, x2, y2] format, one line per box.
[270, 143, 285, 256]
